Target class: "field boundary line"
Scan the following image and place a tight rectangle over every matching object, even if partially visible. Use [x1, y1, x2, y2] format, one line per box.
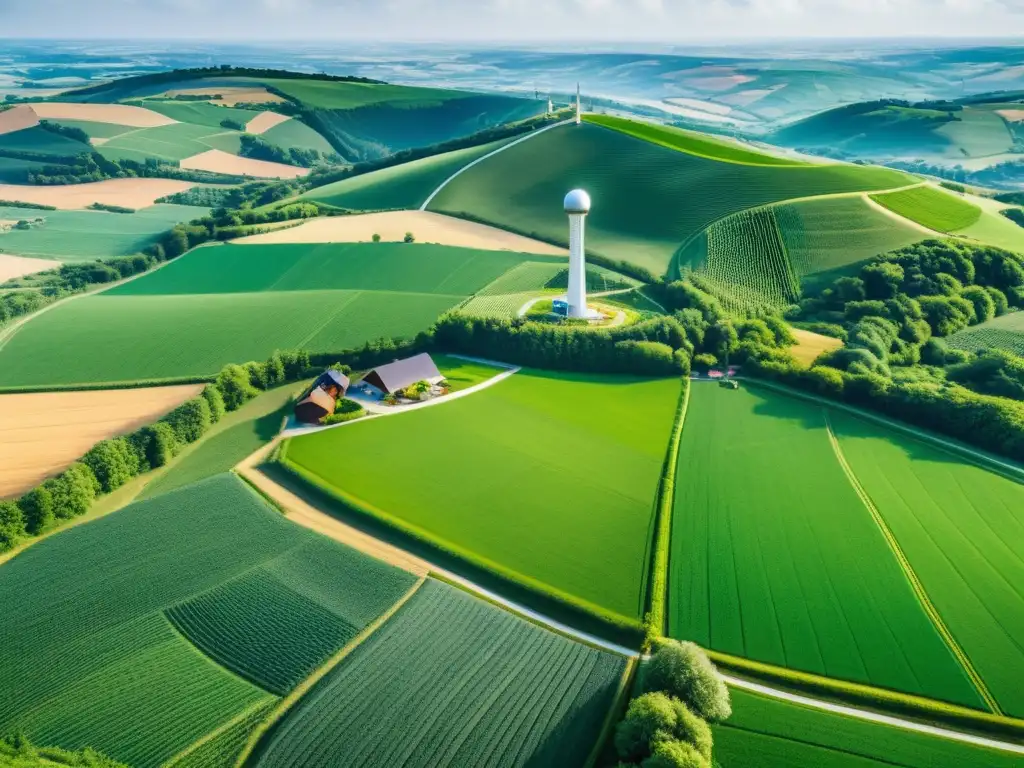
[233, 576, 426, 768]
[823, 410, 1002, 715]
[722, 674, 1024, 756]
[420, 119, 573, 210]
[742, 378, 1024, 483]
[646, 378, 689, 635]
[585, 655, 639, 768]
[162, 695, 277, 768]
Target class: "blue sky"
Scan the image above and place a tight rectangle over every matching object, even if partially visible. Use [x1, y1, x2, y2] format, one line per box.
[1, 0, 1023, 40]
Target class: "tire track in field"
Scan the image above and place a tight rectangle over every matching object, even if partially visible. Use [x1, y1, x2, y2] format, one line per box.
[823, 409, 1002, 716]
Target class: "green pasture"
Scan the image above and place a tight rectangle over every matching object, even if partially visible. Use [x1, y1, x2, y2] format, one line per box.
[776, 195, 925, 289]
[259, 118, 335, 155]
[140, 100, 261, 129]
[934, 108, 1015, 159]
[46, 119, 138, 139]
[832, 413, 1024, 717]
[587, 114, 805, 166]
[0, 474, 414, 767]
[260, 78, 470, 110]
[0, 203, 203, 261]
[432, 354, 505, 391]
[253, 579, 626, 768]
[716, 688, 1022, 768]
[285, 370, 681, 624]
[299, 136, 517, 211]
[139, 381, 301, 500]
[0, 156, 49, 183]
[428, 122, 911, 276]
[947, 310, 1024, 355]
[958, 207, 1024, 253]
[0, 289, 459, 386]
[108, 242, 558, 297]
[669, 383, 982, 708]
[870, 186, 982, 233]
[0, 125, 90, 156]
[97, 123, 243, 164]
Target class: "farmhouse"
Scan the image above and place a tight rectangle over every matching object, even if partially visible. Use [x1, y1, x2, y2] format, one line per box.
[294, 369, 350, 424]
[361, 353, 443, 396]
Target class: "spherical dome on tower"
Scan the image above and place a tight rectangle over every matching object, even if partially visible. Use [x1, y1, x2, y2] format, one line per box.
[563, 189, 591, 214]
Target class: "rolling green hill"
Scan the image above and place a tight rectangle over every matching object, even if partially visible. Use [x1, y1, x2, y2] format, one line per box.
[870, 185, 982, 232]
[428, 120, 912, 276]
[0, 125, 91, 156]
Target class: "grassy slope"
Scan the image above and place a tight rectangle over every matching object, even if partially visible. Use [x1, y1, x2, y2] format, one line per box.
[587, 114, 806, 166]
[0, 157, 49, 183]
[138, 380, 302, 500]
[0, 125, 91, 156]
[947, 310, 1024, 355]
[0, 204, 204, 261]
[139, 100, 260, 128]
[299, 136, 518, 211]
[97, 123, 243, 164]
[45, 119, 138, 139]
[253, 579, 626, 768]
[669, 383, 982, 708]
[0, 242, 547, 386]
[775, 195, 925, 288]
[285, 370, 681, 624]
[716, 688, 1022, 768]
[0, 474, 414, 767]
[259, 118, 335, 155]
[959, 208, 1024, 253]
[432, 353, 505, 392]
[832, 413, 1024, 718]
[260, 79, 471, 110]
[428, 122, 911, 276]
[870, 186, 982, 232]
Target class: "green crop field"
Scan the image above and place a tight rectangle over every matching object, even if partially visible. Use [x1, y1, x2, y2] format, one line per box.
[669, 383, 983, 708]
[958, 207, 1024, 253]
[260, 118, 335, 155]
[166, 699, 277, 768]
[870, 186, 982, 232]
[433, 354, 505, 391]
[716, 688, 1022, 768]
[300, 136, 517, 211]
[0, 203, 203, 261]
[681, 206, 798, 312]
[934, 109, 1015, 158]
[97, 123, 243, 164]
[284, 370, 681, 624]
[428, 121, 912, 276]
[260, 79, 471, 110]
[0, 242, 548, 386]
[775, 195, 925, 288]
[108, 241, 557, 297]
[139, 381, 301, 500]
[587, 114, 805, 166]
[947, 310, 1024, 355]
[831, 413, 1024, 717]
[46, 119, 138, 139]
[140, 100, 262, 129]
[461, 290, 553, 318]
[474, 260, 567, 295]
[253, 579, 627, 768]
[0, 125, 90, 156]
[0, 474, 415, 767]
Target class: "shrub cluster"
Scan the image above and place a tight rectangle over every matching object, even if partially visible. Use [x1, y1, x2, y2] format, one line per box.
[0, 350, 316, 554]
[238, 134, 342, 168]
[614, 641, 731, 768]
[0, 732, 127, 767]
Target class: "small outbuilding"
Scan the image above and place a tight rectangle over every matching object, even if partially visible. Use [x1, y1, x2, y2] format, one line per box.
[361, 353, 443, 395]
[294, 369, 350, 424]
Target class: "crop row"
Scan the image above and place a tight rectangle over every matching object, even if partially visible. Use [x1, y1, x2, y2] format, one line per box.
[255, 580, 627, 768]
[477, 261, 566, 296]
[947, 311, 1024, 355]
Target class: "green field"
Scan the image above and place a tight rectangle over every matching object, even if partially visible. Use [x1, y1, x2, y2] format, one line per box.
[681, 205, 798, 312]
[0, 474, 415, 767]
[253, 579, 627, 768]
[428, 121, 912, 275]
[260, 79, 471, 110]
[0, 242, 549, 386]
[139, 100, 262, 129]
[108, 241, 555, 297]
[432, 354, 505, 391]
[716, 688, 1022, 768]
[870, 186, 982, 232]
[0, 203, 203, 261]
[958, 207, 1024, 253]
[46, 119, 138, 139]
[669, 383, 983, 708]
[284, 370, 681, 624]
[0, 125, 90, 156]
[166, 699, 277, 768]
[776, 195, 925, 288]
[138, 380, 302, 500]
[300, 136, 517, 211]
[831, 413, 1024, 717]
[947, 310, 1024, 355]
[259, 118, 335, 155]
[97, 122, 243, 164]
[587, 114, 805, 166]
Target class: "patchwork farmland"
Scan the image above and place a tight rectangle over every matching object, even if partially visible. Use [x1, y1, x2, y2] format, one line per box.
[0, 241, 561, 386]
[947, 310, 1024, 355]
[282, 370, 682, 627]
[669, 382, 1024, 717]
